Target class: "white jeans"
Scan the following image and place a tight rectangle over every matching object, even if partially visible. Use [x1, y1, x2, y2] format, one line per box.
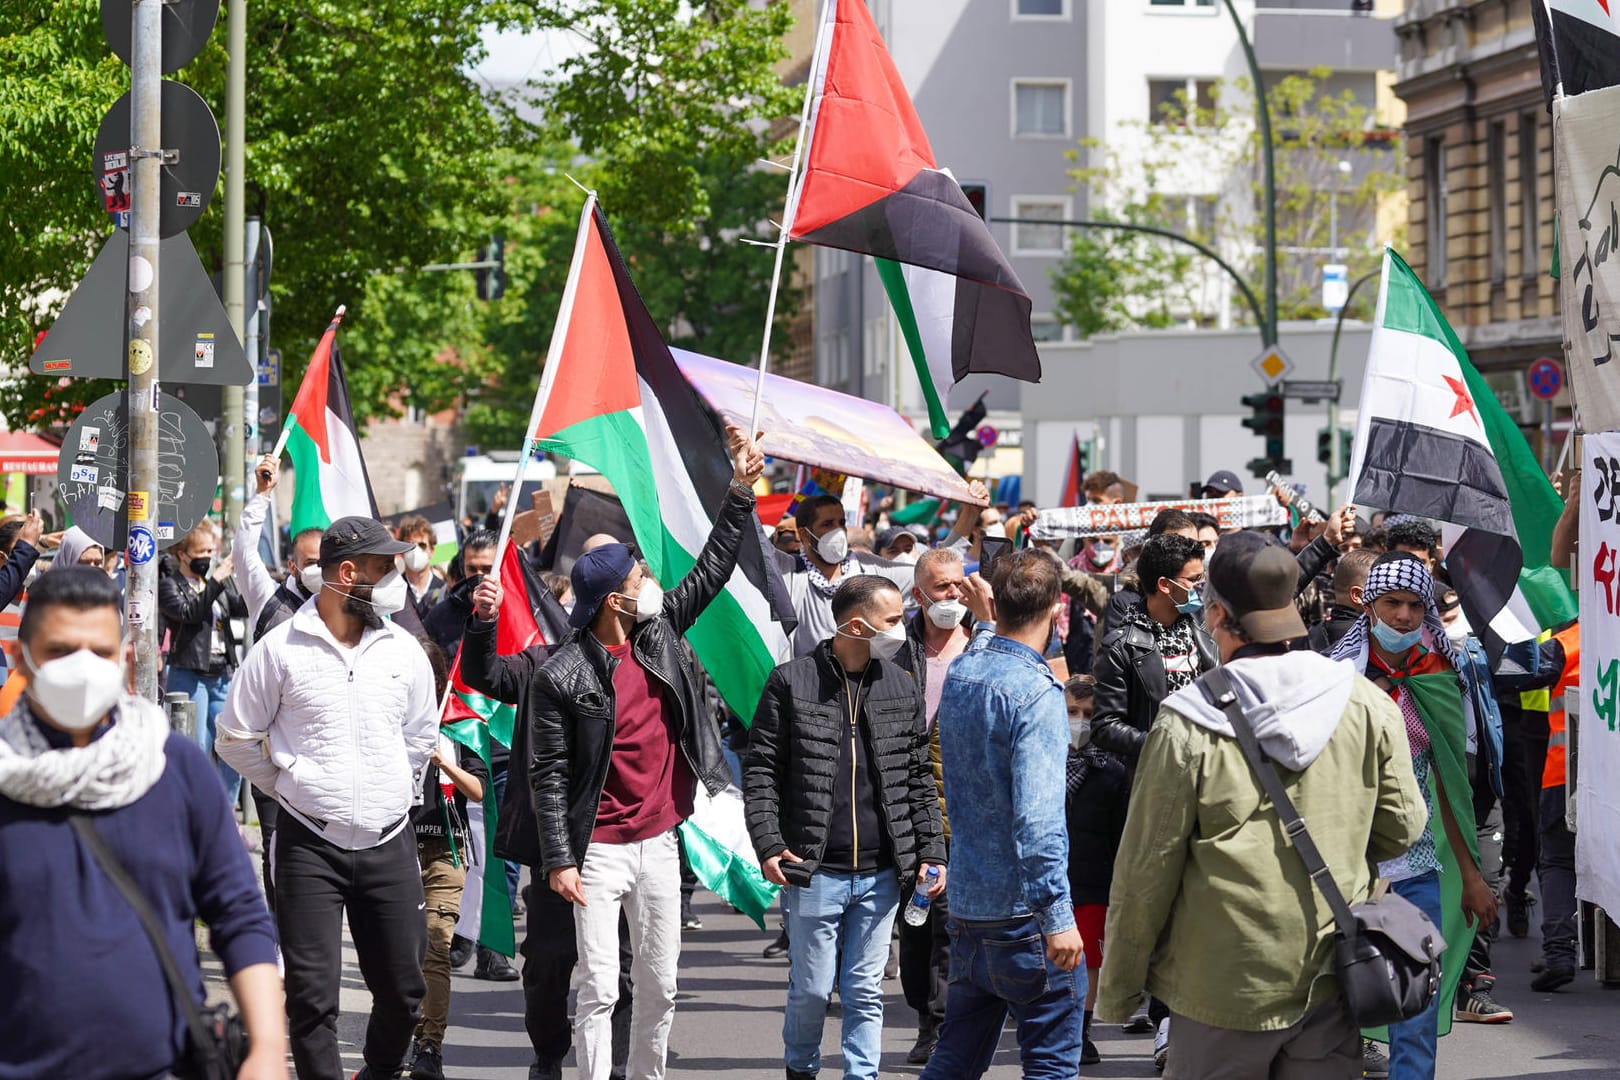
[573, 828, 682, 1080]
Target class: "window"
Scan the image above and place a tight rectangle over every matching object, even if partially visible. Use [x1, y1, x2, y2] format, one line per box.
[1014, 80, 1069, 137]
[1192, 194, 1217, 240]
[1013, 0, 1067, 16]
[864, 317, 888, 379]
[1149, 78, 1217, 125]
[1425, 135, 1448, 287]
[1030, 317, 1065, 343]
[1488, 119, 1507, 284]
[821, 329, 850, 387]
[819, 247, 849, 279]
[1520, 113, 1540, 279]
[1011, 197, 1070, 254]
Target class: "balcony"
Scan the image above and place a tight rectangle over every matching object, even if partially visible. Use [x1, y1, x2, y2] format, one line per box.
[1252, 5, 1399, 73]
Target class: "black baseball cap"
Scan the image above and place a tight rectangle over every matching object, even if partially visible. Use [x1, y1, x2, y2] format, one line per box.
[1202, 470, 1244, 497]
[569, 543, 636, 630]
[319, 516, 412, 567]
[1206, 530, 1306, 644]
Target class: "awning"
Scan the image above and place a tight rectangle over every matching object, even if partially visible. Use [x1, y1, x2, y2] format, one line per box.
[0, 432, 61, 476]
[672, 349, 983, 506]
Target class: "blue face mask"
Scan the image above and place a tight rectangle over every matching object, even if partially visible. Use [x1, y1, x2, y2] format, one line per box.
[1173, 580, 1203, 617]
[1371, 619, 1423, 654]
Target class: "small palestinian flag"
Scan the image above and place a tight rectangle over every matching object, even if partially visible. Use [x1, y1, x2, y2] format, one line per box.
[1533, 0, 1620, 106]
[282, 309, 376, 536]
[792, 0, 1040, 438]
[1348, 249, 1577, 659]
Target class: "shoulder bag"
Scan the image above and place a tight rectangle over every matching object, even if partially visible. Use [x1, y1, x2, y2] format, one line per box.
[69, 814, 250, 1080]
[1198, 667, 1444, 1027]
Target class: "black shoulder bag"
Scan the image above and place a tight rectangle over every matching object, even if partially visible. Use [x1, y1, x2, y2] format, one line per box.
[1198, 668, 1444, 1027]
[69, 815, 250, 1080]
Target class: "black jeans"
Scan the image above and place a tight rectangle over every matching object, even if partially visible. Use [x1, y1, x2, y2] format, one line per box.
[1538, 787, 1579, 968]
[1499, 705, 1542, 899]
[275, 814, 427, 1080]
[251, 785, 279, 913]
[521, 880, 633, 1071]
[898, 887, 949, 1030]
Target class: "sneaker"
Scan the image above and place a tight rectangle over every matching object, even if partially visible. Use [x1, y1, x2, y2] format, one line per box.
[1505, 891, 1535, 938]
[763, 929, 790, 959]
[1153, 1017, 1170, 1073]
[1360, 1039, 1389, 1078]
[1531, 964, 1576, 992]
[1455, 977, 1515, 1023]
[1122, 1007, 1154, 1034]
[475, 949, 520, 981]
[408, 1042, 445, 1080]
[906, 1025, 938, 1065]
[1080, 1037, 1101, 1066]
[448, 934, 474, 971]
[681, 896, 702, 929]
[528, 1060, 563, 1080]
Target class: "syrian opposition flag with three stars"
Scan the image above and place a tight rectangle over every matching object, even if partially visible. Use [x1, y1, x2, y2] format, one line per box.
[1350, 249, 1577, 658]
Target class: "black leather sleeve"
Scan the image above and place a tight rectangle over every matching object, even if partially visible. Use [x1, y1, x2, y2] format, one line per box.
[1090, 636, 1146, 761]
[663, 484, 754, 637]
[526, 664, 576, 875]
[459, 616, 530, 704]
[1294, 534, 1339, 597]
[743, 668, 790, 862]
[157, 563, 225, 626]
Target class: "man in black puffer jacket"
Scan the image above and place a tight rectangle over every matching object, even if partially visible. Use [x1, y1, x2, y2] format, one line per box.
[527, 429, 762, 1080]
[744, 575, 947, 1080]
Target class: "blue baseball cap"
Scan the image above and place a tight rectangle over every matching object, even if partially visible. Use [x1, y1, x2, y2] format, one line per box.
[569, 543, 636, 630]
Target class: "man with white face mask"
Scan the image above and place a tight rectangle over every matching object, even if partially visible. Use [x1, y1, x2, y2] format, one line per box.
[218, 516, 439, 1080]
[744, 575, 946, 1080]
[527, 429, 764, 1080]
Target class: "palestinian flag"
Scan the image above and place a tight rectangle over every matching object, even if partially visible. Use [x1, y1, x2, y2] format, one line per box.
[1533, 0, 1620, 106]
[1349, 249, 1578, 659]
[441, 541, 560, 957]
[282, 309, 376, 536]
[529, 197, 794, 922]
[1059, 433, 1084, 508]
[792, 0, 1040, 438]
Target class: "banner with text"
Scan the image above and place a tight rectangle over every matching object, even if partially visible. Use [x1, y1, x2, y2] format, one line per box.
[1578, 432, 1620, 919]
[1556, 86, 1620, 433]
[1028, 494, 1288, 541]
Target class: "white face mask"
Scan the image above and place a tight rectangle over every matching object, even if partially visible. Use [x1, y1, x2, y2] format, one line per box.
[299, 564, 325, 597]
[839, 619, 907, 660]
[330, 568, 408, 616]
[403, 545, 431, 574]
[811, 526, 849, 564]
[23, 645, 125, 732]
[982, 522, 1007, 540]
[924, 596, 967, 630]
[619, 578, 664, 624]
[890, 549, 917, 565]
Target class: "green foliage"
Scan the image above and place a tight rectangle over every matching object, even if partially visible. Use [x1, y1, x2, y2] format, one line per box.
[1050, 68, 1403, 338]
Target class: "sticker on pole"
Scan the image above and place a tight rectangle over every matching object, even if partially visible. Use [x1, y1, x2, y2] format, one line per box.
[1528, 357, 1564, 402]
[127, 526, 156, 565]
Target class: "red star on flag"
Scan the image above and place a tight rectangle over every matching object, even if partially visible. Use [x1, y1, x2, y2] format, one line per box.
[1444, 374, 1479, 425]
[1603, 0, 1613, 16]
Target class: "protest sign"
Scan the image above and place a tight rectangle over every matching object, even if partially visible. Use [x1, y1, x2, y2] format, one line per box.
[1577, 431, 1620, 918]
[1028, 494, 1288, 541]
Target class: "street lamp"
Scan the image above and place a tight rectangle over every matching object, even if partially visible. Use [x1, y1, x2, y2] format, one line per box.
[1329, 158, 1352, 259]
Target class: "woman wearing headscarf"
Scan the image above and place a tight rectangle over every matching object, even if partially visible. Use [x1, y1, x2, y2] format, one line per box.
[51, 526, 105, 572]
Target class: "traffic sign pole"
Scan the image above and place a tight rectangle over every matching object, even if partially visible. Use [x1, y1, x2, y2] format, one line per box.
[220, 0, 246, 554]
[128, 0, 163, 699]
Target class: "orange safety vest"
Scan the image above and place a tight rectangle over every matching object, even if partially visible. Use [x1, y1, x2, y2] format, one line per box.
[1543, 622, 1582, 791]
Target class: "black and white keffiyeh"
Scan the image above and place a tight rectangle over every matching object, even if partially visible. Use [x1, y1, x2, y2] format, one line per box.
[0, 697, 169, 810]
[800, 552, 857, 599]
[1330, 554, 1466, 685]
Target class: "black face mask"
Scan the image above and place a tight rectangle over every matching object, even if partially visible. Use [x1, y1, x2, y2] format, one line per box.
[189, 557, 212, 577]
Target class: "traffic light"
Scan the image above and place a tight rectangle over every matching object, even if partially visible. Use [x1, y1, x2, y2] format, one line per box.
[1316, 425, 1352, 467]
[476, 234, 506, 301]
[1242, 389, 1289, 479]
[958, 181, 988, 220]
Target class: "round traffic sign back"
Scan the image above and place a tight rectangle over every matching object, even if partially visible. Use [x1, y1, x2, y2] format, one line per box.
[1528, 358, 1564, 402]
[92, 81, 222, 237]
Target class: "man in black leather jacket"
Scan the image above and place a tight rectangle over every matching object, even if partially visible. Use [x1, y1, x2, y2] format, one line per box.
[1092, 534, 1218, 764]
[526, 429, 762, 1080]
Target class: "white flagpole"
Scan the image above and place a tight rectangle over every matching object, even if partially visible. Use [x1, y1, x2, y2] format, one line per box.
[492, 193, 599, 575]
[747, 0, 835, 436]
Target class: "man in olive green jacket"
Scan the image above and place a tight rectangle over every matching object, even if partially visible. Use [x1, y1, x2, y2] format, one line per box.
[1098, 532, 1427, 1078]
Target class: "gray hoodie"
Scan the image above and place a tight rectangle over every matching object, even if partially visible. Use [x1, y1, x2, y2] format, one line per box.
[1162, 650, 1360, 772]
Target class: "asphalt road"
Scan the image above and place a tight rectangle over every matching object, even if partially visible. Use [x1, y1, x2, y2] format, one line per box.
[208, 881, 1619, 1079]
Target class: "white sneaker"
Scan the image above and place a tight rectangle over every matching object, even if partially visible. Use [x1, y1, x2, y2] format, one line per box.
[1153, 1017, 1170, 1073]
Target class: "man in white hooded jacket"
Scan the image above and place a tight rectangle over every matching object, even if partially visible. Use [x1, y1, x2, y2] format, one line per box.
[219, 516, 438, 1080]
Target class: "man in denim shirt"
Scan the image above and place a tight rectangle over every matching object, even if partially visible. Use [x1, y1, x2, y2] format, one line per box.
[920, 551, 1085, 1080]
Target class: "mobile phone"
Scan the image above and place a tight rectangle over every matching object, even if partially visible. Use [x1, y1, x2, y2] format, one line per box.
[978, 535, 1014, 580]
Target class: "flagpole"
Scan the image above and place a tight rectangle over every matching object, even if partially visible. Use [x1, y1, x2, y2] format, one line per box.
[491, 194, 600, 575]
[270, 304, 347, 460]
[746, 0, 834, 436]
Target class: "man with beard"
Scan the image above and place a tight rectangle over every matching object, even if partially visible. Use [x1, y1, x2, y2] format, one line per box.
[219, 517, 439, 1080]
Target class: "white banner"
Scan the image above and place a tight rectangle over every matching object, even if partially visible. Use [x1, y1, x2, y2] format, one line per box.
[1576, 431, 1620, 917]
[1029, 493, 1287, 541]
[1555, 86, 1620, 433]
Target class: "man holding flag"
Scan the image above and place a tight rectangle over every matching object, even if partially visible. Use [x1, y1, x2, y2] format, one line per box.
[528, 424, 765, 1080]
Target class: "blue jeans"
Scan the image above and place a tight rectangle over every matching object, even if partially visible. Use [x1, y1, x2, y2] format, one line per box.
[1387, 872, 1441, 1080]
[919, 916, 1084, 1080]
[782, 868, 900, 1079]
[168, 667, 239, 804]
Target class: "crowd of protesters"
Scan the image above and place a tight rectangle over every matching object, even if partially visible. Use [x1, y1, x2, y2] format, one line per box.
[0, 439, 1597, 1080]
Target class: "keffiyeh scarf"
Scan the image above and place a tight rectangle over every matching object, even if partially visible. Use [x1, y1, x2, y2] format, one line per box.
[800, 553, 858, 600]
[1330, 555, 1466, 689]
[0, 696, 169, 810]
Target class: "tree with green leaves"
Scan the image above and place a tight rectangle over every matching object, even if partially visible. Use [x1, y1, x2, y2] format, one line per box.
[1050, 68, 1404, 339]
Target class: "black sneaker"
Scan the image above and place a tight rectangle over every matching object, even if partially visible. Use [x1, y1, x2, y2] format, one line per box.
[409, 1042, 445, 1080]
[475, 948, 520, 981]
[1505, 891, 1535, 938]
[906, 1026, 938, 1065]
[1122, 1007, 1153, 1034]
[448, 934, 474, 971]
[1531, 964, 1576, 992]
[1455, 977, 1515, 1023]
[763, 929, 790, 959]
[1080, 1037, 1101, 1066]
[1360, 1039, 1389, 1078]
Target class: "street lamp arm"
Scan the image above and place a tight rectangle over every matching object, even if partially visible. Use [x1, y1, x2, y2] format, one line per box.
[1222, 0, 1278, 348]
[991, 215, 1268, 339]
[1327, 268, 1379, 386]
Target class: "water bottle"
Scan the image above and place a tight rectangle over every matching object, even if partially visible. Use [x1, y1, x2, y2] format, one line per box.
[904, 865, 941, 926]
